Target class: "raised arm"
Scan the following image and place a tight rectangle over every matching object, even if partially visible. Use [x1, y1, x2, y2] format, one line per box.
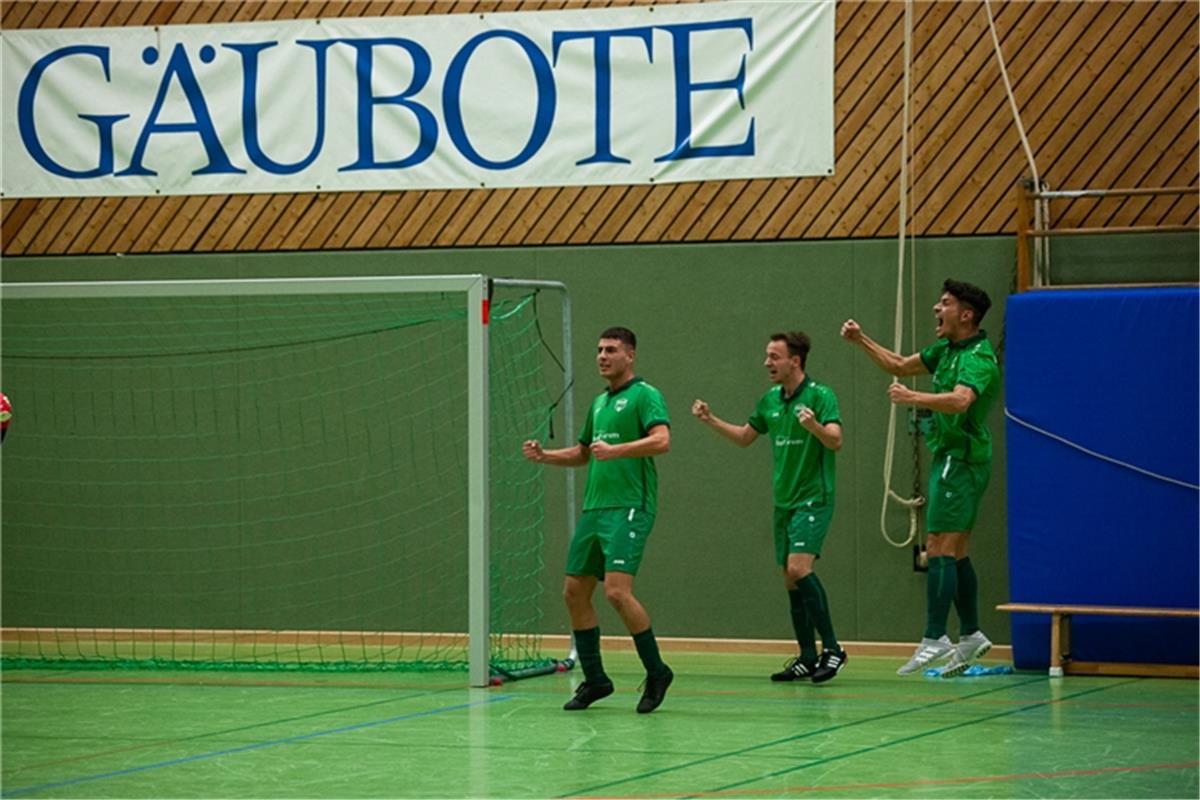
[691, 399, 759, 447]
[840, 319, 926, 377]
[522, 440, 590, 468]
[589, 424, 670, 461]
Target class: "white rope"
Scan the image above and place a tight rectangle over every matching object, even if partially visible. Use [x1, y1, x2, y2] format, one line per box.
[1005, 408, 1200, 491]
[982, 0, 1048, 286]
[880, 0, 924, 549]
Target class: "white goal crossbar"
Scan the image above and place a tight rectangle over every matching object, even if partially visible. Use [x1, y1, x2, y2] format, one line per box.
[2, 274, 574, 687]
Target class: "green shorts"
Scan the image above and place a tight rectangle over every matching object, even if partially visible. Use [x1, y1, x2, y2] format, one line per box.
[773, 503, 833, 565]
[926, 455, 991, 533]
[566, 508, 655, 579]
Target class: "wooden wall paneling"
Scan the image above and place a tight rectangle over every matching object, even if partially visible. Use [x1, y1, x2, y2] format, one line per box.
[858, 1, 1009, 238]
[630, 182, 698, 243]
[259, 194, 322, 250]
[185, 195, 242, 251]
[340, 192, 408, 249]
[523, 186, 580, 245]
[1072, 10, 1196, 226]
[33, 3, 75, 29]
[589, 184, 651, 242]
[66, 197, 120, 253]
[505, 187, 568, 244]
[453, 188, 516, 245]
[1, 3, 34, 28]
[925, 0, 1080, 234]
[566, 185, 629, 243]
[731, 178, 799, 241]
[707, 179, 774, 241]
[233, 193, 298, 250]
[293, 192, 359, 249]
[1, 200, 39, 249]
[9, 1, 51, 28]
[107, 197, 165, 253]
[61, 3, 99, 28]
[657, 181, 721, 242]
[82, 2, 122, 27]
[1084, 47, 1197, 227]
[612, 183, 675, 243]
[410, 189, 471, 247]
[1102, 117, 1199, 229]
[793, 2, 929, 238]
[127, 195, 188, 252]
[542, 185, 606, 244]
[1047, 3, 1187, 230]
[469, 187, 536, 245]
[970, 2, 1137, 233]
[680, 180, 748, 241]
[4, 199, 60, 254]
[779, 2, 903, 239]
[311, 192, 374, 249]
[25, 198, 84, 254]
[500, 186, 561, 245]
[51, 198, 105, 253]
[906, 0, 1046, 236]
[204, 194, 265, 250]
[152, 195, 215, 252]
[96, 3, 143, 28]
[1031, 2, 1156, 187]
[708, 180, 764, 241]
[144, 3, 184, 26]
[384, 190, 444, 247]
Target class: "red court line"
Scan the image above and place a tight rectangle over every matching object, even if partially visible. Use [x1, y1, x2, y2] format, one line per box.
[580, 761, 1200, 799]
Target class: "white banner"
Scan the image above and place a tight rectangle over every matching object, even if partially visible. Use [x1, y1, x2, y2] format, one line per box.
[1, 1, 833, 198]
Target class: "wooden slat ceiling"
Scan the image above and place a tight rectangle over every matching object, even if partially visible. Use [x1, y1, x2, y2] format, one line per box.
[2, 0, 1196, 256]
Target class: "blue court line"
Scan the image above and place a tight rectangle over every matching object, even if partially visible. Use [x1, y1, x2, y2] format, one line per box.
[2, 693, 513, 798]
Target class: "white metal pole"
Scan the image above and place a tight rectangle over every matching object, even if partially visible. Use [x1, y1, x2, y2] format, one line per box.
[467, 276, 491, 688]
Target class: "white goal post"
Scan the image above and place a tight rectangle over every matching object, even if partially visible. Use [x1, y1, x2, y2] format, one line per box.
[2, 274, 575, 687]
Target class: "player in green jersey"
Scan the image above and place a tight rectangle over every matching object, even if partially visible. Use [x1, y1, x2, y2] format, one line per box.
[841, 279, 1000, 677]
[692, 332, 848, 684]
[522, 327, 674, 713]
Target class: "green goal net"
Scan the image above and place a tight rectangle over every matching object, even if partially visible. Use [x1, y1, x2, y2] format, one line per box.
[0, 276, 564, 680]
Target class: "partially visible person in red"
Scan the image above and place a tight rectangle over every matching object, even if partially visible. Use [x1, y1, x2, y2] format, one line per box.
[0, 392, 12, 443]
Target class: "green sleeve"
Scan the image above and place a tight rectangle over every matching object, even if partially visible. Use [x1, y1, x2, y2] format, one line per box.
[578, 400, 594, 446]
[641, 386, 670, 431]
[815, 385, 842, 425]
[956, 347, 998, 397]
[747, 394, 767, 434]
[919, 340, 945, 373]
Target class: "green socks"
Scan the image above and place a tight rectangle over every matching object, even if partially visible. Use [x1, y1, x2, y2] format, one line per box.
[797, 573, 840, 653]
[955, 557, 980, 636]
[632, 627, 668, 676]
[788, 588, 819, 663]
[573, 626, 608, 684]
[924, 556, 958, 639]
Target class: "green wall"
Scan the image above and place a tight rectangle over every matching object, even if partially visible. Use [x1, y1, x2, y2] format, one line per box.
[4, 232, 1193, 646]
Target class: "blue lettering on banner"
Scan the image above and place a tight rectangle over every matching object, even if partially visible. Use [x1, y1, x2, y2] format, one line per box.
[552, 27, 653, 166]
[11, 16, 770, 186]
[337, 38, 439, 172]
[17, 45, 129, 178]
[654, 19, 755, 163]
[443, 30, 556, 170]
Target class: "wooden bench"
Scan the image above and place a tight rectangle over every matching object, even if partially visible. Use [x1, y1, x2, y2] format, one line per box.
[996, 603, 1200, 678]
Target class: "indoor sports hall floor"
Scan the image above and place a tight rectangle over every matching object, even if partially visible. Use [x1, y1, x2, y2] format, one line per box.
[2, 649, 1196, 799]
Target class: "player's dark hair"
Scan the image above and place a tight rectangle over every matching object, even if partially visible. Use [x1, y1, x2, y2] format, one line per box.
[770, 331, 811, 369]
[943, 279, 992, 324]
[600, 326, 637, 349]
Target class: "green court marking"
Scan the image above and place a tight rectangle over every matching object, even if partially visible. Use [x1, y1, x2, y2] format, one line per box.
[698, 679, 1141, 797]
[2, 685, 459, 775]
[561, 675, 1048, 797]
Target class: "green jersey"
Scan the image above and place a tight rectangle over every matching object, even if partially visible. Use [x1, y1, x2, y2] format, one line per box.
[919, 330, 1000, 463]
[578, 377, 670, 514]
[747, 377, 840, 508]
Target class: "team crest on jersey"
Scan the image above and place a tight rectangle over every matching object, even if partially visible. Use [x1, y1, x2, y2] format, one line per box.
[614, 398, 629, 412]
